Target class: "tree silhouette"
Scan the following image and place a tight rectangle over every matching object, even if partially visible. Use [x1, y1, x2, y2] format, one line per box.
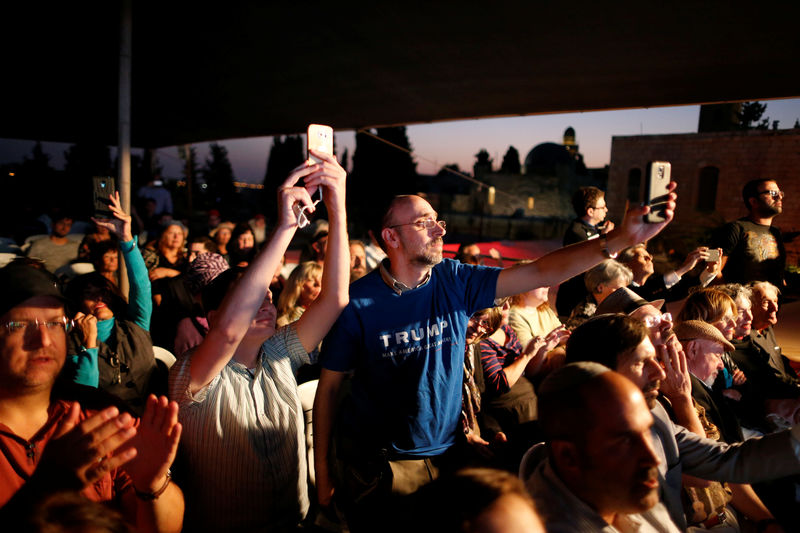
[202, 143, 236, 208]
[473, 149, 493, 180]
[500, 146, 521, 174]
[350, 126, 418, 234]
[263, 135, 304, 222]
[738, 101, 770, 130]
[63, 141, 113, 217]
[339, 147, 350, 174]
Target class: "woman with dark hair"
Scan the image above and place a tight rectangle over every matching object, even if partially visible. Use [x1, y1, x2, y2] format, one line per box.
[88, 239, 120, 285]
[65, 193, 156, 415]
[228, 221, 257, 270]
[141, 222, 187, 281]
[475, 301, 568, 468]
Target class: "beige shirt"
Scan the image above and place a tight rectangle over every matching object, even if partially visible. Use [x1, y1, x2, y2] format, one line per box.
[169, 324, 310, 531]
[508, 305, 562, 347]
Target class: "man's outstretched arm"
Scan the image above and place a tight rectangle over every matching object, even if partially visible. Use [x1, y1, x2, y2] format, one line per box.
[496, 185, 677, 298]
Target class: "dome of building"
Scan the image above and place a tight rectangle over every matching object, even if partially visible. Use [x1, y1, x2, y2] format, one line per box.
[524, 142, 573, 173]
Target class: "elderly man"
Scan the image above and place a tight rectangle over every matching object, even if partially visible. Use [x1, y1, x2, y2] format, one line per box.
[565, 310, 796, 531]
[724, 283, 800, 423]
[315, 188, 677, 532]
[0, 264, 183, 532]
[527, 362, 678, 532]
[748, 282, 798, 385]
[674, 320, 742, 443]
[714, 179, 786, 287]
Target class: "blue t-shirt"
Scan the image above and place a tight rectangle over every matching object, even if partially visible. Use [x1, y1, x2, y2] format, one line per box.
[321, 259, 500, 457]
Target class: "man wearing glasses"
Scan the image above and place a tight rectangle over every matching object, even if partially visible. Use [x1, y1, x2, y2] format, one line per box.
[715, 179, 786, 288]
[0, 264, 184, 531]
[315, 190, 675, 532]
[556, 186, 615, 316]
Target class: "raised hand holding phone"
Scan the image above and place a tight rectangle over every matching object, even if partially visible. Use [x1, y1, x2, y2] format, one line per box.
[296, 124, 333, 228]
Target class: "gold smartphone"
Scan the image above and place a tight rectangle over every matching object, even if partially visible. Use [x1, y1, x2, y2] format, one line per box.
[307, 124, 333, 164]
[643, 161, 671, 224]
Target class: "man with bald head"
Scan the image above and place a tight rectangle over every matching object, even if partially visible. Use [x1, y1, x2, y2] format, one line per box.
[315, 191, 678, 531]
[565, 312, 800, 530]
[528, 362, 678, 531]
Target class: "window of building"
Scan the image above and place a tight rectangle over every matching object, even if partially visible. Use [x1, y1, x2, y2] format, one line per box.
[697, 166, 719, 211]
[627, 168, 641, 203]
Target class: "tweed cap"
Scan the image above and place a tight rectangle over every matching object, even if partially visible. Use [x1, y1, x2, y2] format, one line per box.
[595, 286, 664, 316]
[673, 319, 735, 352]
[184, 253, 230, 295]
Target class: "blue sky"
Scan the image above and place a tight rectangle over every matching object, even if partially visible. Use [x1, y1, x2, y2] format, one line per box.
[2, 99, 798, 183]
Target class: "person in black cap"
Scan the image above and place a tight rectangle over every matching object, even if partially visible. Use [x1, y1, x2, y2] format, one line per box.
[0, 262, 184, 531]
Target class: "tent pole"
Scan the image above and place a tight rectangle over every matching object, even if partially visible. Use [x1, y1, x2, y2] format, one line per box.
[118, 0, 132, 296]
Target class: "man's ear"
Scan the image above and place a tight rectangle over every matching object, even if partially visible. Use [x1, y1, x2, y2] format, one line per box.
[595, 283, 605, 295]
[683, 340, 696, 361]
[550, 440, 581, 474]
[382, 227, 400, 250]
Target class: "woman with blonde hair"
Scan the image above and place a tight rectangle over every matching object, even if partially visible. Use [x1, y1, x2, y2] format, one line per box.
[276, 260, 323, 327]
[142, 222, 187, 281]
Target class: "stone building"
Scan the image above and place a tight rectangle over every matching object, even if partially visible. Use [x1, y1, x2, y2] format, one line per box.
[607, 128, 800, 266]
[435, 128, 608, 242]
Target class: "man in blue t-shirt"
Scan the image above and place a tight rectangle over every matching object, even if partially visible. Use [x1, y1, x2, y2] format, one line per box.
[314, 191, 676, 531]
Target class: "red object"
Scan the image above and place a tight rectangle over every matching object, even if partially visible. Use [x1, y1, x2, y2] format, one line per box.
[442, 240, 561, 262]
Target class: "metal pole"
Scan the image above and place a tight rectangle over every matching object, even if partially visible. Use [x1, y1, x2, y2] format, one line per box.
[118, 0, 132, 296]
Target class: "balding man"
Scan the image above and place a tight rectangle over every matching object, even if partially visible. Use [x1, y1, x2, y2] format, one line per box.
[315, 190, 677, 531]
[527, 362, 678, 531]
[564, 313, 800, 530]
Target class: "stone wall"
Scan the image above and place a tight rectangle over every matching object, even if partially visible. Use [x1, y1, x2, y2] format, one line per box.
[608, 129, 800, 265]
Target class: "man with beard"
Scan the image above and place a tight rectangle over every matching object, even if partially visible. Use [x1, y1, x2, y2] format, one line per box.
[714, 179, 786, 288]
[349, 239, 368, 282]
[315, 190, 678, 532]
[527, 362, 679, 532]
[564, 310, 799, 531]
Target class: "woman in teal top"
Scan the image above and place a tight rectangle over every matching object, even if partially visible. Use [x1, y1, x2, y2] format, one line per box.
[65, 192, 156, 414]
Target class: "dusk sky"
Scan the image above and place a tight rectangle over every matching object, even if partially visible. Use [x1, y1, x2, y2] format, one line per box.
[2, 98, 799, 183]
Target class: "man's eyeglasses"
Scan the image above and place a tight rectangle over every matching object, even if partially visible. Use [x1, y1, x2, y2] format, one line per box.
[758, 190, 784, 199]
[2, 317, 73, 335]
[591, 205, 608, 210]
[389, 219, 446, 231]
[643, 312, 672, 329]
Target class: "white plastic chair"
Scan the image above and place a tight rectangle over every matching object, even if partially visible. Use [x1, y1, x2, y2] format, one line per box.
[297, 379, 318, 487]
[153, 346, 176, 369]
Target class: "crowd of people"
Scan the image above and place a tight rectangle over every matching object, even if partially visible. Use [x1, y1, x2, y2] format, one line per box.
[1, 165, 799, 533]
